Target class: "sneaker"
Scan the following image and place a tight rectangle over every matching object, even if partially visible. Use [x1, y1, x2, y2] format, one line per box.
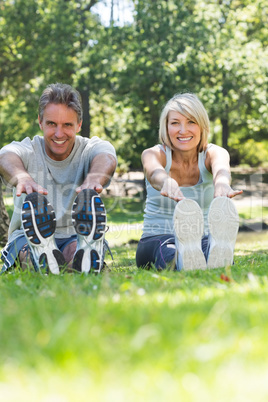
[21, 192, 66, 274]
[173, 199, 206, 271]
[72, 189, 106, 273]
[207, 197, 239, 269]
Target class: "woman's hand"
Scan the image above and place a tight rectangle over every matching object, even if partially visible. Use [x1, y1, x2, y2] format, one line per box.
[161, 177, 185, 201]
[207, 145, 243, 199]
[214, 182, 243, 198]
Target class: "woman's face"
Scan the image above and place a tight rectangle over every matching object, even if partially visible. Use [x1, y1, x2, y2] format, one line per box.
[167, 111, 201, 152]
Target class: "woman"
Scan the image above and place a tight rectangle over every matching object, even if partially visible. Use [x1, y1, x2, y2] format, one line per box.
[136, 93, 243, 271]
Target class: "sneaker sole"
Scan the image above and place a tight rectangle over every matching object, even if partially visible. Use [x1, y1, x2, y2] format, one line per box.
[207, 197, 239, 269]
[72, 189, 106, 273]
[173, 199, 206, 270]
[21, 193, 65, 274]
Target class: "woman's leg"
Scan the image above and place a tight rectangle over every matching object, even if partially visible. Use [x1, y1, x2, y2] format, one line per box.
[136, 235, 176, 270]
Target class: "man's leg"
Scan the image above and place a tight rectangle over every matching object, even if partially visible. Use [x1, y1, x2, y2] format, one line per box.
[62, 241, 77, 265]
[21, 192, 65, 274]
[1, 235, 36, 273]
[18, 243, 35, 271]
[71, 189, 107, 273]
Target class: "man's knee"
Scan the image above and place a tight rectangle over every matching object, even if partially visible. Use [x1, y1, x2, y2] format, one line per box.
[18, 244, 34, 270]
[62, 240, 77, 264]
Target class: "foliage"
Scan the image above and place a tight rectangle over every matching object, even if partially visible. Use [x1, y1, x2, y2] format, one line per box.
[229, 138, 268, 167]
[0, 0, 267, 168]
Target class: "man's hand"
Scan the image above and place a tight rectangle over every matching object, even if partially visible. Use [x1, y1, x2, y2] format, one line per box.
[0, 153, 48, 196]
[16, 173, 48, 196]
[75, 154, 117, 194]
[76, 177, 104, 194]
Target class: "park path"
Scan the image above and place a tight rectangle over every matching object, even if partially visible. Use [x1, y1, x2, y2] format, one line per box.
[105, 167, 268, 208]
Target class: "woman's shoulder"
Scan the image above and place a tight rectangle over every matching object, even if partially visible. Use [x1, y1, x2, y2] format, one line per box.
[204, 143, 230, 169]
[142, 144, 167, 166]
[205, 143, 229, 157]
[142, 144, 166, 156]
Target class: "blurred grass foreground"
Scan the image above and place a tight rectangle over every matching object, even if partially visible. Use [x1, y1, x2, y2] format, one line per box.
[0, 169, 267, 401]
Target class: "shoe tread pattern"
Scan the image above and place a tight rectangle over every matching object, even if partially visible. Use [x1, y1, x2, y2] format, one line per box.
[174, 199, 206, 270]
[72, 189, 106, 241]
[22, 193, 56, 245]
[207, 197, 239, 269]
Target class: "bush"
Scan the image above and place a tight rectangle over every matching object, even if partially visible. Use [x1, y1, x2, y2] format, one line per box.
[229, 139, 268, 167]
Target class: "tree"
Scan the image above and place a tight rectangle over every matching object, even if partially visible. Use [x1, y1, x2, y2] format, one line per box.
[113, 0, 267, 154]
[0, 0, 101, 144]
[0, 182, 10, 247]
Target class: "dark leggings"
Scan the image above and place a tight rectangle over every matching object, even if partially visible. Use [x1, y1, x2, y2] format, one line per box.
[136, 234, 209, 271]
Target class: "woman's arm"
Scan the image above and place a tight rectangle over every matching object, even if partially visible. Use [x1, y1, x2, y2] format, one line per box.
[206, 145, 243, 198]
[142, 146, 185, 201]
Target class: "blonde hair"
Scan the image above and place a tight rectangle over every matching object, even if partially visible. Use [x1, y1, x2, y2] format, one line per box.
[159, 93, 210, 153]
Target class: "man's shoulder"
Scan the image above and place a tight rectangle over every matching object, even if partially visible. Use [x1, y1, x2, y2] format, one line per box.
[20, 135, 44, 152]
[76, 135, 115, 152]
[75, 135, 106, 145]
[0, 135, 42, 154]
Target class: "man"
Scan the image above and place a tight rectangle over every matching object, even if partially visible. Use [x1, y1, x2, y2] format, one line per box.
[0, 83, 117, 274]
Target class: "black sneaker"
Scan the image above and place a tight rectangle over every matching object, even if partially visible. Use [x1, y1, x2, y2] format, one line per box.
[21, 192, 65, 274]
[72, 189, 106, 273]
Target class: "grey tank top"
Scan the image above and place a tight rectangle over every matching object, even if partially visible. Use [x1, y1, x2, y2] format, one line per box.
[141, 144, 214, 238]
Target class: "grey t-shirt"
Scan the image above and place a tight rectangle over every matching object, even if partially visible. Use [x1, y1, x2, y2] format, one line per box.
[0, 135, 117, 242]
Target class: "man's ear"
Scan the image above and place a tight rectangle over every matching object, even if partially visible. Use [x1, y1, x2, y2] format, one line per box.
[38, 115, 43, 130]
[77, 120, 82, 133]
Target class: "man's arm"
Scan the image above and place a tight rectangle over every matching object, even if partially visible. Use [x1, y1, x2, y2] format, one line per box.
[0, 152, 48, 196]
[76, 153, 117, 194]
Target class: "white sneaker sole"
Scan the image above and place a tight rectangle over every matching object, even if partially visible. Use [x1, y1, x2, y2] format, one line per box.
[72, 189, 106, 273]
[21, 193, 65, 274]
[173, 199, 206, 271]
[207, 197, 239, 269]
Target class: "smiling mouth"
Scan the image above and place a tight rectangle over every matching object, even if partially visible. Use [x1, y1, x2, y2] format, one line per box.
[53, 140, 66, 145]
[177, 136, 193, 142]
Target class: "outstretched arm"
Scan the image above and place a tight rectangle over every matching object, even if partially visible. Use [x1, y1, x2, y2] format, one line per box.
[76, 153, 117, 194]
[142, 146, 185, 201]
[0, 152, 48, 196]
[206, 145, 243, 198]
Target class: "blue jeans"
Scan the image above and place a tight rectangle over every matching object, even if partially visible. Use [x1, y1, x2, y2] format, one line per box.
[1, 234, 77, 273]
[136, 234, 209, 271]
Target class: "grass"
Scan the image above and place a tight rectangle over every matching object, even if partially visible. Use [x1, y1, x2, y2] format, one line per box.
[1, 196, 268, 401]
[239, 206, 268, 221]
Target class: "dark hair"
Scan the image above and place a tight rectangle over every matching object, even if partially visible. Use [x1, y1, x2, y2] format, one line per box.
[38, 83, 83, 123]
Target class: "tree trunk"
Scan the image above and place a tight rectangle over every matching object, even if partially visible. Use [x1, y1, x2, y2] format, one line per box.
[79, 87, 90, 138]
[221, 117, 229, 150]
[0, 182, 10, 247]
[110, 0, 114, 25]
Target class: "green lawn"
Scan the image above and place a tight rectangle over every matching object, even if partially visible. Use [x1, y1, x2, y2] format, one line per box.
[1, 196, 268, 401]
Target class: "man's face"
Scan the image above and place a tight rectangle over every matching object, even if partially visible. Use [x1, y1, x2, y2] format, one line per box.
[38, 103, 82, 161]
